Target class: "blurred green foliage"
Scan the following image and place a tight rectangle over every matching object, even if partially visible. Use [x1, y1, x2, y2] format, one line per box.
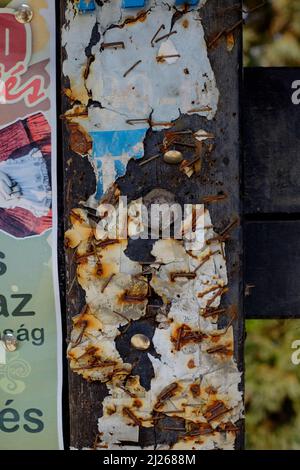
[244, 0, 300, 66]
[246, 320, 300, 449]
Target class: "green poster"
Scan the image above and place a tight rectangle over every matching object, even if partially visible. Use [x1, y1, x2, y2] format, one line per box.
[0, 1, 62, 450]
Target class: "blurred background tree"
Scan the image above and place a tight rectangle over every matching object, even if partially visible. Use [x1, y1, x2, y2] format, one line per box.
[246, 320, 300, 449]
[244, 0, 300, 66]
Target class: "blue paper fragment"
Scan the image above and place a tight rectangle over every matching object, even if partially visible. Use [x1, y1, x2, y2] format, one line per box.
[175, 0, 199, 5]
[78, 0, 96, 12]
[122, 0, 146, 8]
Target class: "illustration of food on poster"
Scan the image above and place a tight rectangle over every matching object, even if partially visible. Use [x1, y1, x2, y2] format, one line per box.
[0, 0, 62, 450]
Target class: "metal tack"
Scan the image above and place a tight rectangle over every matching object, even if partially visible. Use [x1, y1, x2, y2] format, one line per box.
[2, 333, 18, 352]
[15, 4, 33, 24]
[131, 334, 151, 351]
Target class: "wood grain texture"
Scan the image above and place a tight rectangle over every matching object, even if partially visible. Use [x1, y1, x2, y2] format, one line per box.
[245, 221, 300, 318]
[61, 0, 243, 449]
[244, 68, 300, 215]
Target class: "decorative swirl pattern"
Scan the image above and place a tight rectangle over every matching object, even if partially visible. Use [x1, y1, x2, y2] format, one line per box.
[0, 353, 31, 394]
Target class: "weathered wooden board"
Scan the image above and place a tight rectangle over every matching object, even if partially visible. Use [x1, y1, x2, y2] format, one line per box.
[61, 0, 243, 449]
[244, 221, 300, 318]
[244, 68, 300, 215]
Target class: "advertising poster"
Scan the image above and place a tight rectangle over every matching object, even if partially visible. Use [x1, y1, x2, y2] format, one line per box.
[0, 0, 62, 450]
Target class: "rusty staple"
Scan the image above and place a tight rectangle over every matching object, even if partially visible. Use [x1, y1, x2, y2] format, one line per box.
[151, 24, 165, 46]
[101, 41, 125, 50]
[155, 30, 177, 43]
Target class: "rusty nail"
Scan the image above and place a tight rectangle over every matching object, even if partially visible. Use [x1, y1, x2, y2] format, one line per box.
[187, 106, 212, 113]
[126, 118, 150, 125]
[156, 54, 181, 62]
[150, 121, 175, 127]
[151, 24, 165, 46]
[101, 274, 115, 293]
[123, 59, 142, 78]
[96, 239, 119, 248]
[60, 111, 88, 120]
[176, 326, 183, 351]
[93, 434, 101, 450]
[173, 141, 196, 149]
[139, 154, 161, 166]
[245, 284, 255, 297]
[206, 345, 231, 355]
[206, 287, 228, 308]
[155, 30, 177, 43]
[139, 261, 162, 265]
[113, 310, 130, 322]
[206, 234, 230, 245]
[181, 156, 201, 168]
[170, 272, 197, 282]
[194, 250, 221, 274]
[220, 217, 239, 236]
[197, 285, 222, 299]
[123, 407, 142, 427]
[72, 320, 88, 347]
[202, 307, 227, 318]
[101, 41, 125, 50]
[161, 427, 186, 432]
[123, 293, 148, 302]
[208, 30, 224, 49]
[72, 361, 117, 371]
[67, 274, 77, 295]
[118, 385, 137, 398]
[84, 55, 95, 80]
[204, 402, 230, 422]
[156, 383, 179, 407]
[76, 250, 96, 262]
[202, 193, 228, 204]
[226, 18, 244, 35]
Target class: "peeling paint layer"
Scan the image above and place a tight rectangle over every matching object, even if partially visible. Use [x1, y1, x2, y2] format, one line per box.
[66, 195, 243, 449]
[62, 0, 219, 198]
[63, 0, 242, 450]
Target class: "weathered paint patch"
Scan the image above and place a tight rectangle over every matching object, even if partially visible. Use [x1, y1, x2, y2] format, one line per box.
[65, 195, 242, 449]
[87, 2, 219, 126]
[63, 0, 219, 199]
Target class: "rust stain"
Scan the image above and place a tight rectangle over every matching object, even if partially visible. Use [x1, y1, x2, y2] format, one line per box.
[133, 399, 143, 409]
[68, 122, 93, 156]
[170, 271, 197, 282]
[106, 405, 117, 416]
[122, 11, 148, 26]
[206, 344, 233, 357]
[96, 239, 120, 249]
[123, 407, 142, 427]
[172, 324, 207, 351]
[205, 386, 217, 395]
[190, 384, 201, 398]
[155, 383, 180, 409]
[118, 285, 148, 305]
[204, 401, 230, 423]
[187, 359, 196, 369]
[217, 422, 239, 433]
[185, 422, 213, 437]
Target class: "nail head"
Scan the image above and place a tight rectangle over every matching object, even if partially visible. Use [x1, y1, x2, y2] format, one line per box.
[2, 333, 18, 352]
[131, 334, 151, 351]
[15, 4, 33, 24]
[164, 150, 183, 164]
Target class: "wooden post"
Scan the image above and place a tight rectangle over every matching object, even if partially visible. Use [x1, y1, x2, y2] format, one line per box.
[61, 0, 243, 449]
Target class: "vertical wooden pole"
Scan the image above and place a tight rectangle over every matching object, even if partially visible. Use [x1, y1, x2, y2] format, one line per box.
[61, 0, 243, 449]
